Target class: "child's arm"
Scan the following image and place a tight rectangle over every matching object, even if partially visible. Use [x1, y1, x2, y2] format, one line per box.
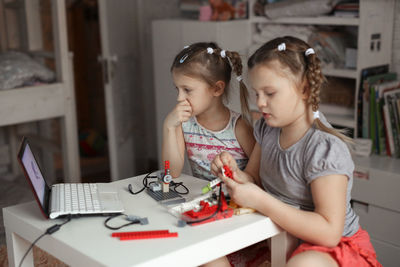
[234, 117, 256, 158]
[222, 173, 348, 247]
[162, 100, 192, 178]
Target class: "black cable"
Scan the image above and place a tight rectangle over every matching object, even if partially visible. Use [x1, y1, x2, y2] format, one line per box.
[128, 171, 190, 195]
[169, 180, 189, 195]
[128, 172, 154, 194]
[18, 215, 72, 267]
[104, 214, 146, 230]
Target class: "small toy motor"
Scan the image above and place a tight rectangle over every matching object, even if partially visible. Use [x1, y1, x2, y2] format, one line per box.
[162, 160, 172, 192]
[149, 160, 172, 193]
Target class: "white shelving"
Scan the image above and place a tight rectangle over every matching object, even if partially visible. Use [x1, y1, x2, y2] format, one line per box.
[0, 0, 80, 182]
[352, 154, 400, 267]
[248, 0, 395, 135]
[249, 15, 359, 26]
[323, 67, 358, 79]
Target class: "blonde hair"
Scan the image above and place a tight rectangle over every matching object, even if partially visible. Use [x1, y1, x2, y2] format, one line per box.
[171, 42, 250, 124]
[248, 36, 352, 143]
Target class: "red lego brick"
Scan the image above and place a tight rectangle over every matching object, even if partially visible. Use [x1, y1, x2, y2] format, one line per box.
[112, 230, 169, 238]
[181, 192, 233, 225]
[112, 230, 178, 240]
[223, 165, 233, 179]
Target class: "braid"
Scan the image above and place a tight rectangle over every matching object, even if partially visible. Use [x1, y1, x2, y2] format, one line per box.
[304, 47, 353, 143]
[305, 52, 324, 111]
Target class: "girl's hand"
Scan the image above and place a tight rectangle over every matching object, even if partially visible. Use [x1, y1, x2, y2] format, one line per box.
[164, 100, 192, 129]
[211, 152, 248, 184]
[221, 177, 263, 209]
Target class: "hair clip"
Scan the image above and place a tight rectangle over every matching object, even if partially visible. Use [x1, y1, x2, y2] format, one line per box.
[313, 110, 320, 119]
[236, 75, 243, 82]
[277, 43, 286, 51]
[179, 54, 188, 64]
[220, 50, 226, 58]
[183, 45, 189, 49]
[305, 48, 315, 56]
[207, 47, 214, 54]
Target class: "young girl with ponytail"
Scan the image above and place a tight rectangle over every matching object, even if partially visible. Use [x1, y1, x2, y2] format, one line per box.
[162, 42, 255, 181]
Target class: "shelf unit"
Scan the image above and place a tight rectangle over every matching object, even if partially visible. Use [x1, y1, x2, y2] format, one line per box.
[0, 0, 80, 183]
[248, 0, 395, 135]
[352, 155, 400, 267]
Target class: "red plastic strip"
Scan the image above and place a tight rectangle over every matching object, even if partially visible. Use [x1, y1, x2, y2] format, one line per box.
[119, 232, 178, 240]
[112, 230, 170, 238]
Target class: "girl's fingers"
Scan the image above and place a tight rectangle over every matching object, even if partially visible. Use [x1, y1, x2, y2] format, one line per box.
[211, 160, 220, 176]
[220, 172, 236, 188]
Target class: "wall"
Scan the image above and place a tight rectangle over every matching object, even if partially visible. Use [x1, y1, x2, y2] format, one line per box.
[391, 0, 400, 73]
[134, 0, 180, 172]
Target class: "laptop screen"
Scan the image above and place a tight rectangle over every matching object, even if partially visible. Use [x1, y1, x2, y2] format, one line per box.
[18, 138, 47, 210]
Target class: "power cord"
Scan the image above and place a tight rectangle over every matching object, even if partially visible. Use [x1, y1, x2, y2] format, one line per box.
[18, 215, 73, 267]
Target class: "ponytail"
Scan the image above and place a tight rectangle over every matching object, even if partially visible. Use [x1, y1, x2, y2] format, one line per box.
[225, 50, 251, 125]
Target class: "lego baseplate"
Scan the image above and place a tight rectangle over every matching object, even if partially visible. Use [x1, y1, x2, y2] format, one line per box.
[146, 188, 186, 205]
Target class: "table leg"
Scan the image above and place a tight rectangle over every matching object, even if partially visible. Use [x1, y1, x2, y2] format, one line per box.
[6, 230, 34, 267]
[270, 231, 298, 267]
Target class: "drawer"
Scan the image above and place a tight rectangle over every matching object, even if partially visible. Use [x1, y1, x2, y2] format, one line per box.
[353, 201, 400, 246]
[370, 238, 400, 267]
[353, 166, 400, 212]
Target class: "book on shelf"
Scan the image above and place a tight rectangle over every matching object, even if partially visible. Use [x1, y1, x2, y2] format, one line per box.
[367, 73, 397, 155]
[357, 65, 389, 138]
[373, 79, 400, 156]
[383, 89, 400, 158]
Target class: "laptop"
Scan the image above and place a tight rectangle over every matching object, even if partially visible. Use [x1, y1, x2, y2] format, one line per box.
[17, 137, 124, 219]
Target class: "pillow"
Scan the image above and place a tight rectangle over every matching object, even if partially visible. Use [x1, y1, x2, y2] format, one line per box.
[0, 51, 55, 90]
[264, 0, 342, 19]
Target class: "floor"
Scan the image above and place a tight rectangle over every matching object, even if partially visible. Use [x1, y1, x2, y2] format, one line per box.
[0, 175, 34, 246]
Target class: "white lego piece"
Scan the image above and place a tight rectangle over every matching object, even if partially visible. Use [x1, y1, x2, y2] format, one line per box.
[149, 183, 162, 192]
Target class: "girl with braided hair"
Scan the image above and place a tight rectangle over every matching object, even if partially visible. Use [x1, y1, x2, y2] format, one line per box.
[162, 42, 255, 181]
[209, 36, 381, 267]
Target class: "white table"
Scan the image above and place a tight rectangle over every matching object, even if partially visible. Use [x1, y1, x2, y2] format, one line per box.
[3, 174, 296, 267]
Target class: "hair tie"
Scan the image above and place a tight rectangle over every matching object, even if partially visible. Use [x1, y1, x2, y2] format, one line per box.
[305, 48, 315, 56]
[207, 47, 214, 54]
[277, 43, 286, 51]
[236, 75, 243, 82]
[220, 50, 226, 58]
[179, 54, 188, 64]
[313, 110, 320, 119]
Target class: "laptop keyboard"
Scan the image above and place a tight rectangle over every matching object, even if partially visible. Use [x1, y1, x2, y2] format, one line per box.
[51, 183, 101, 214]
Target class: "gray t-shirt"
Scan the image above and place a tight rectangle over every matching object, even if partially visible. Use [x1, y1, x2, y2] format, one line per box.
[254, 117, 359, 237]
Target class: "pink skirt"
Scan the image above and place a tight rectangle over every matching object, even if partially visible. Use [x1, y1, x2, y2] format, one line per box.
[291, 227, 381, 267]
